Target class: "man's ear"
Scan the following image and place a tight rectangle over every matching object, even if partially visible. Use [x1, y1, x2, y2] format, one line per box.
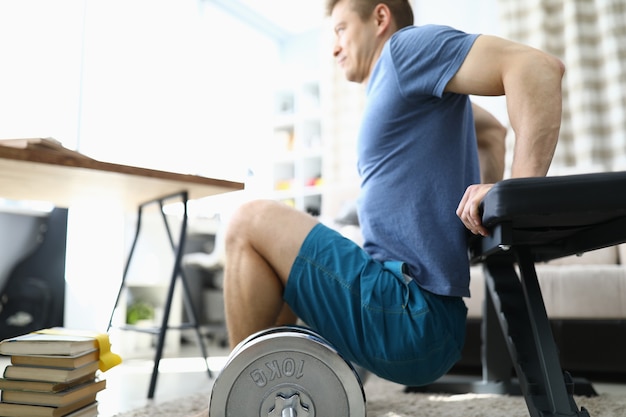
[373, 3, 393, 34]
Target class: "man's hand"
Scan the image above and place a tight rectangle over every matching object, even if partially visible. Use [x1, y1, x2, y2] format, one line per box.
[456, 183, 494, 236]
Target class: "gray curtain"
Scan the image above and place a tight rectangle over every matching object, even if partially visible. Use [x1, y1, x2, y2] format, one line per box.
[498, 0, 626, 172]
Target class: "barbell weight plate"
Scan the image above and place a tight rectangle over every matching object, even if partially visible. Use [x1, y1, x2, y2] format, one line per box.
[279, 326, 370, 384]
[209, 326, 366, 417]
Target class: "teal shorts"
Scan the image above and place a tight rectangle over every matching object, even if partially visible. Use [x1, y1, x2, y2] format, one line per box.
[285, 223, 467, 386]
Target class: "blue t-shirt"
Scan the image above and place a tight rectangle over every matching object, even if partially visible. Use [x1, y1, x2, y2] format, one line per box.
[358, 25, 480, 297]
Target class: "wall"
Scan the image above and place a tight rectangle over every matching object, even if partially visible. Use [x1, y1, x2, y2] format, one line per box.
[0, 0, 278, 182]
[0, 0, 280, 331]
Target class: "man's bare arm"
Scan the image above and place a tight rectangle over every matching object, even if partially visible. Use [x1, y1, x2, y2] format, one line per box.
[472, 102, 507, 184]
[450, 35, 565, 235]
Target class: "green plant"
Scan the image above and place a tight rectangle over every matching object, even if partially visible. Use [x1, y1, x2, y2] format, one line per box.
[126, 301, 154, 324]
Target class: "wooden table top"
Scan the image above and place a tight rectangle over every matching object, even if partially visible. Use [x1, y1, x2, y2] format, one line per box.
[0, 138, 244, 209]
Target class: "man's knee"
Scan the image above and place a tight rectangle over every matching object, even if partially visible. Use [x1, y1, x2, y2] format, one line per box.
[225, 199, 282, 248]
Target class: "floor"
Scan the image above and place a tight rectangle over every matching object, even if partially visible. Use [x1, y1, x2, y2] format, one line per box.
[2, 337, 625, 417]
[92, 338, 228, 416]
[100, 340, 626, 416]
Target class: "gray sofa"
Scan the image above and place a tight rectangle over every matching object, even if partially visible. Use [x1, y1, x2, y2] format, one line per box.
[461, 244, 626, 378]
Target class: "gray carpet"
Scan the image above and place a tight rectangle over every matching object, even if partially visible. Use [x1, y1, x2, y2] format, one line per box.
[114, 375, 626, 417]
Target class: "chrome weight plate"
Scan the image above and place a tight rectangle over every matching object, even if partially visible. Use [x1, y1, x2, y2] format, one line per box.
[209, 326, 366, 417]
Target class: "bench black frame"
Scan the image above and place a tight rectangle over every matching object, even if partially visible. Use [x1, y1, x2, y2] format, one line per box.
[415, 171, 626, 417]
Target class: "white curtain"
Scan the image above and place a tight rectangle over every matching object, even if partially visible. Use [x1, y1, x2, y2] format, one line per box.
[498, 0, 626, 172]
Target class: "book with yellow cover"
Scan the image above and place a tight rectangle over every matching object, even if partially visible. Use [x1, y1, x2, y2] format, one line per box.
[3, 361, 99, 383]
[64, 401, 98, 417]
[1, 378, 105, 407]
[0, 327, 122, 373]
[0, 373, 95, 393]
[0, 394, 96, 417]
[10, 349, 99, 369]
[0, 333, 97, 357]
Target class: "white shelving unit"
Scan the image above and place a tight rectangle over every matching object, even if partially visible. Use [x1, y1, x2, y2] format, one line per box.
[269, 77, 324, 215]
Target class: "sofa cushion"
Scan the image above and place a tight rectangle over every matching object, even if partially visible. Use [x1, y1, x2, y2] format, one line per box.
[466, 264, 626, 319]
[541, 245, 618, 266]
[534, 264, 626, 319]
[620, 244, 626, 265]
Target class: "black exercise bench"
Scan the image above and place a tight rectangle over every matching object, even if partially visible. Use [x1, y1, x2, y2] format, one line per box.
[416, 171, 626, 417]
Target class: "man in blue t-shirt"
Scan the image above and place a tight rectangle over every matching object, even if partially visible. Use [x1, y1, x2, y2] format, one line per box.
[222, 0, 564, 386]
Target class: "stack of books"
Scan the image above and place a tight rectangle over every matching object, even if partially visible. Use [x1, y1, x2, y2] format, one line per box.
[0, 331, 108, 417]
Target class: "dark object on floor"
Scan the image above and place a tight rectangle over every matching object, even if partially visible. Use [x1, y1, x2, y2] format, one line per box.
[0, 208, 67, 340]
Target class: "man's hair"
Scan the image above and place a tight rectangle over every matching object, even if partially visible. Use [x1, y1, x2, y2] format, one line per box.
[326, 0, 414, 29]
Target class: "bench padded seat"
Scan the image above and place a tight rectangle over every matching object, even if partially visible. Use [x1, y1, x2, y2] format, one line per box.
[472, 171, 626, 263]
